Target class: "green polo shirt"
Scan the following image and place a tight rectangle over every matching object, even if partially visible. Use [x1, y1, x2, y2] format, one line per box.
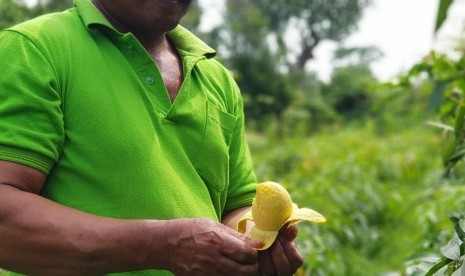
[0, 0, 256, 274]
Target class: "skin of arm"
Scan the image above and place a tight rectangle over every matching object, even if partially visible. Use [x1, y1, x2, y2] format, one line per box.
[222, 206, 252, 230]
[0, 160, 261, 275]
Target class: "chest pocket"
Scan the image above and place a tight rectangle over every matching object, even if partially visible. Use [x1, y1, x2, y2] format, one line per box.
[194, 101, 237, 192]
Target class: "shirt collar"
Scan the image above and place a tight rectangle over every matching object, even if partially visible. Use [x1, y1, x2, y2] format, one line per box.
[168, 26, 216, 59]
[74, 0, 113, 31]
[73, 0, 216, 58]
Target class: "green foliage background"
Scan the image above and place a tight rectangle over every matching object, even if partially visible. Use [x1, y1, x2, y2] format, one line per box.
[248, 122, 464, 275]
[1, 0, 464, 275]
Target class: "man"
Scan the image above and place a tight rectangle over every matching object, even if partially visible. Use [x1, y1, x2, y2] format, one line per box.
[0, 0, 303, 275]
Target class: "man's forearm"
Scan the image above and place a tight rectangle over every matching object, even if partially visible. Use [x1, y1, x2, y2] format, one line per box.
[0, 185, 173, 275]
[222, 206, 251, 230]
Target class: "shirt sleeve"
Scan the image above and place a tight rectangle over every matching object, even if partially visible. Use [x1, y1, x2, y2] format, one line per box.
[223, 75, 257, 212]
[0, 30, 64, 174]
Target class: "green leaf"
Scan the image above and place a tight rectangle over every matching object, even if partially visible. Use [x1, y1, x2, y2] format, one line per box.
[425, 257, 453, 276]
[451, 216, 465, 241]
[435, 0, 454, 33]
[447, 143, 465, 163]
[454, 105, 465, 140]
[428, 82, 448, 112]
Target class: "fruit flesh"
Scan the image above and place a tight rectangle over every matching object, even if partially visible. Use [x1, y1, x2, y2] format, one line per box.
[252, 182, 293, 231]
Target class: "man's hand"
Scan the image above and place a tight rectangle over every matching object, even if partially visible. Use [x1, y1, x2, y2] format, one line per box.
[167, 218, 262, 276]
[0, 161, 259, 275]
[258, 226, 304, 275]
[221, 206, 304, 275]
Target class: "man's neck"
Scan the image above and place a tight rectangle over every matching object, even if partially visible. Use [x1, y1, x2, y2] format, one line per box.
[92, 0, 168, 53]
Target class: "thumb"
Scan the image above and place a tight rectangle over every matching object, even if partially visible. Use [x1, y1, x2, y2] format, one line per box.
[221, 224, 264, 249]
[243, 236, 264, 249]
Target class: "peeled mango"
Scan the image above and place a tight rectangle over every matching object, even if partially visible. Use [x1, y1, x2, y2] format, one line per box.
[237, 181, 326, 250]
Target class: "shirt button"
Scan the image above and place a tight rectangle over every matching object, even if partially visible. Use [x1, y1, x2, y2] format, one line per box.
[145, 76, 154, 85]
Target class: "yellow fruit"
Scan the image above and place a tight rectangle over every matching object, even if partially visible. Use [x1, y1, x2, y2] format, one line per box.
[237, 181, 326, 250]
[252, 181, 293, 231]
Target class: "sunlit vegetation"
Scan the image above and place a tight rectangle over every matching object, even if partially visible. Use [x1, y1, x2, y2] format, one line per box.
[248, 121, 464, 274]
[1, 0, 464, 274]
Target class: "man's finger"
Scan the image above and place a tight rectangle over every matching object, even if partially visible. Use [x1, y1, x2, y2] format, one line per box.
[281, 225, 298, 242]
[271, 236, 293, 275]
[219, 229, 260, 264]
[243, 236, 264, 249]
[280, 236, 304, 273]
[215, 256, 260, 276]
[258, 249, 276, 276]
[222, 225, 264, 249]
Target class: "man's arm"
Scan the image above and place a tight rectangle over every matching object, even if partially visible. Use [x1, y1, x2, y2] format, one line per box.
[222, 206, 251, 230]
[0, 161, 260, 275]
[0, 160, 175, 275]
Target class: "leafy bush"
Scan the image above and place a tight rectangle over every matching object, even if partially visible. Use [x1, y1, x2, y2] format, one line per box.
[247, 122, 464, 275]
